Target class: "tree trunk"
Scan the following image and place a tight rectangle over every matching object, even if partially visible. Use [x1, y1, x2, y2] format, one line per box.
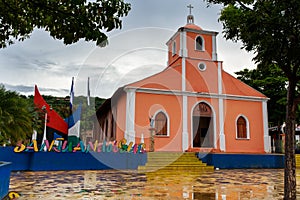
[284, 80, 297, 199]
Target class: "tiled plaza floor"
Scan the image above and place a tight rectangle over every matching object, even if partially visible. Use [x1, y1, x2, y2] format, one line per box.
[8, 169, 300, 199]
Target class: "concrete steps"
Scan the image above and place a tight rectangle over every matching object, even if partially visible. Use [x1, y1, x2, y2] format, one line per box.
[138, 152, 214, 173]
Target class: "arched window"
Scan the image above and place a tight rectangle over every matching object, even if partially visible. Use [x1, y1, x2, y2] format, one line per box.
[195, 36, 204, 51]
[236, 116, 248, 139]
[154, 111, 168, 136]
[172, 41, 176, 56]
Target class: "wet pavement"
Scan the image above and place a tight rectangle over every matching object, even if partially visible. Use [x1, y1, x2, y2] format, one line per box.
[8, 169, 300, 199]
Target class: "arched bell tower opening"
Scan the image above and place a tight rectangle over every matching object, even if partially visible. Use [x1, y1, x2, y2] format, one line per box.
[192, 102, 214, 148]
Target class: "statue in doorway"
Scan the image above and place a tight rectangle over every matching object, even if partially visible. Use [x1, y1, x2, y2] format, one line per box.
[149, 116, 154, 128]
[149, 116, 155, 152]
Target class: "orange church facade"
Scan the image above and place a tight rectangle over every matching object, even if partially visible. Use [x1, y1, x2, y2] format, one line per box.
[95, 14, 271, 153]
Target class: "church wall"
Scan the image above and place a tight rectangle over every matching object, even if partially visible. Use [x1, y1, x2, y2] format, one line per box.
[185, 60, 218, 93]
[93, 114, 101, 142]
[167, 33, 181, 65]
[186, 31, 213, 59]
[95, 108, 115, 142]
[128, 66, 182, 91]
[224, 100, 265, 153]
[114, 93, 127, 142]
[134, 92, 183, 151]
[168, 57, 182, 71]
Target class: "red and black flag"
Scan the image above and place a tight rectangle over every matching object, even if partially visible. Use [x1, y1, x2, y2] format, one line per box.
[33, 85, 68, 144]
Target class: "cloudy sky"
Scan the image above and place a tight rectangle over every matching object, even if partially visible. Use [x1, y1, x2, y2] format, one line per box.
[0, 0, 256, 98]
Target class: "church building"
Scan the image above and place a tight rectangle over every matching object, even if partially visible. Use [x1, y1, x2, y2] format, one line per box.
[94, 9, 271, 153]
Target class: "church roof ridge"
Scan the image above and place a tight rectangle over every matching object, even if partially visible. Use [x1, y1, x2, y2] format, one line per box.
[221, 70, 268, 98]
[183, 23, 202, 31]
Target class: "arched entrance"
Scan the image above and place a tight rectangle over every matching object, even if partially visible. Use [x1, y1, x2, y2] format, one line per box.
[192, 102, 214, 148]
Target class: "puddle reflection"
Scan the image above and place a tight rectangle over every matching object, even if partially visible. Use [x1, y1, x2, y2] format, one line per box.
[9, 169, 300, 199]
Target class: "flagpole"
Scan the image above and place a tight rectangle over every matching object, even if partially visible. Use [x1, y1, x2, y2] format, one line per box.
[70, 77, 74, 110]
[68, 77, 74, 141]
[42, 106, 47, 151]
[87, 77, 90, 106]
[43, 112, 47, 140]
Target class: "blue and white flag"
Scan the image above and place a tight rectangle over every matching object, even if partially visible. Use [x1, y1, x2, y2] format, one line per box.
[87, 77, 90, 106]
[70, 77, 74, 109]
[65, 104, 82, 144]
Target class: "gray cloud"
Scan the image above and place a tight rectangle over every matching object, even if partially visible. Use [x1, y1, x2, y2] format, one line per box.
[0, 0, 255, 98]
[2, 83, 69, 97]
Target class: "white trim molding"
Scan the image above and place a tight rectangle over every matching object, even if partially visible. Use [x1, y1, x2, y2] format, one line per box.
[125, 86, 269, 102]
[179, 31, 187, 57]
[190, 101, 217, 149]
[219, 98, 225, 151]
[263, 100, 271, 152]
[125, 88, 136, 143]
[182, 58, 186, 91]
[212, 35, 218, 61]
[182, 95, 188, 151]
[181, 34, 188, 151]
[218, 62, 222, 95]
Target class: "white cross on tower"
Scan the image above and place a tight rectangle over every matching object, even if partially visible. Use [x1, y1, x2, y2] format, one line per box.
[187, 4, 194, 15]
[186, 4, 194, 24]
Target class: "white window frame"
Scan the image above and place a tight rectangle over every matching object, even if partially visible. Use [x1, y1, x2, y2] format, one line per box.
[235, 114, 250, 140]
[195, 35, 205, 51]
[172, 41, 176, 56]
[198, 62, 206, 71]
[153, 110, 170, 137]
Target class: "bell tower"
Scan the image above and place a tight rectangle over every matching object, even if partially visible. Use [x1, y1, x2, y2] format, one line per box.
[165, 5, 221, 151]
[166, 5, 218, 66]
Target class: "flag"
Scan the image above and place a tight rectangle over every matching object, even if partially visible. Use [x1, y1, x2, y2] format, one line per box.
[65, 104, 82, 145]
[34, 85, 68, 145]
[53, 132, 62, 140]
[87, 77, 90, 106]
[70, 77, 74, 109]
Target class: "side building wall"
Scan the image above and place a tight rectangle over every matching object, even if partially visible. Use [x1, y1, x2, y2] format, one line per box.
[224, 99, 265, 153]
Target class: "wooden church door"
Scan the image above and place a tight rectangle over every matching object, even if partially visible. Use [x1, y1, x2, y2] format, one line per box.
[192, 102, 214, 148]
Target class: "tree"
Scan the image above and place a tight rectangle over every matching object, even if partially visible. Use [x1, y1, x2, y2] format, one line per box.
[0, 85, 33, 145]
[235, 65, 287, 126]
[0, 0, 131, 48]
[204, 0, 300, 198]
[71, 95, 106, 139]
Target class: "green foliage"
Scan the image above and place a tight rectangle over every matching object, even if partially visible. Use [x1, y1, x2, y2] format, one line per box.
[0, 86, 106, 146]
[0, 0, 131, 48]
[72, 95, 106, 135]
[29, 94, 105, 135]
[235, 65, 288, 126]
[27, 95, 71, 118]
[204, 0, 300, 197]
[206, 0, 300, 75]
[0, 85, 33, 145]
[26, 100, 45, 137]
[94, 96, 106, 110]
